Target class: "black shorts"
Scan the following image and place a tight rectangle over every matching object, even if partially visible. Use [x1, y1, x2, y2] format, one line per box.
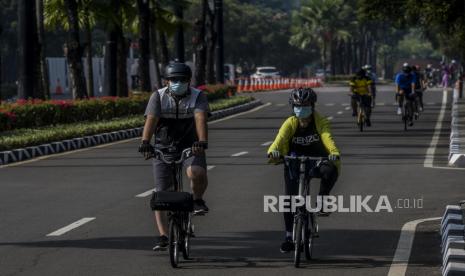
[152, 153, 207, 191]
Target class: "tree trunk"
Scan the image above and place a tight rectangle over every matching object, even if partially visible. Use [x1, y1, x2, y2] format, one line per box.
[0, 24, 2, 104]
[322, 40, 327, 72]
[193, 0, 207, 86]
[330, 39, 336, 76]
[36, 0, 49, 99]
[206, 5, 216, 84]
[116, 31, 128, 97]
[150, 11, 162, 89]
[84, 16, 94, 97]
[104, 29, 117, 96]
[64, 0, 87, 99]
[137, 0, 151, 92]
[17, 0, 35, 99]
[174, 2, 185, 62]
[159, 32, 169, 72]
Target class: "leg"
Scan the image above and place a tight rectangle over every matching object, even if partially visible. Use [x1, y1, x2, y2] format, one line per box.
[351, 95, 358, 116]
[316, 162, 338, 196]
[155, 211, 169, 236]
[186, 165, 208, 200]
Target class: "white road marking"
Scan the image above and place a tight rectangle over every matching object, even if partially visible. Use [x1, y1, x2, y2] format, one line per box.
[207, 165, 215, 170]
[261, 141, 273, 146]
[209, 102, 272, 125]
[47, 217, 96, 237]
[345, 106, 351, 110]
[387, 217, 441, 276]
[135, 189, 155, 198]
[231, 151, 248, 157]
[276, 103, 286, 107]
[337, 111, 343, 115]
[341, 103, 350, 106]
[1, 102, 271, 168]
[424, 90, 448, 168]
[327, 116, 334, 120]
[426, 102, 436, 105]
[377, 102, 385, 106]
[325, 103, 335, 106]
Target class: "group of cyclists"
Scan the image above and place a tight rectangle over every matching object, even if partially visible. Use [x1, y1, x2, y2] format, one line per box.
[137, 59, 456, 260]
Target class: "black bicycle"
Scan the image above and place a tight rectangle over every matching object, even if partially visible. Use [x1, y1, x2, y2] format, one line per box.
[400, 92, 417, 131]
[351, 94, 370, 132]
[283, 155, 330, 268]
[150, 147, 195, 268]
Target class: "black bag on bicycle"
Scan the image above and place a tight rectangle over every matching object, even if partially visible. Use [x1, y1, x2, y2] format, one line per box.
[150, 191, 193, 211]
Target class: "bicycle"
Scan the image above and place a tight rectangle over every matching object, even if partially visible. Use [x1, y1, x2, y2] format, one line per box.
[400, 92, 417, 131]
[351, 94, 370, 132]
[150, 146, 196, 268]
[283, 155, 332, 268]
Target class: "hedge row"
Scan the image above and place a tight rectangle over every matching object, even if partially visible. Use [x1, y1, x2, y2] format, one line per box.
[0, 95, 253, 151]
[0, 84, 237, 131]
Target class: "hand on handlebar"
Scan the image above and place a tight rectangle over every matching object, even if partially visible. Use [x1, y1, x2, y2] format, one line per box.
[138, 140, 154, 160]
[192, 141, 208, 155]
[328, 154, 340, 161]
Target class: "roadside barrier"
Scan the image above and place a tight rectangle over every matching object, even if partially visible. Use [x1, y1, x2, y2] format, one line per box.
[440, 202, 465, 275]
[236, 77, 322, 93]
[449, 86, 465, 167]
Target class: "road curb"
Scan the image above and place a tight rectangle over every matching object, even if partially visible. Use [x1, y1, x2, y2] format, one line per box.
[440, 204, 465, 276]
[0, 99, 262, 166]
[448, 88, 465, 167]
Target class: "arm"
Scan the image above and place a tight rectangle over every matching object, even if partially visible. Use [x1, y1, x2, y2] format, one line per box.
[267, 117, 296, 157]
[194, 111, 208, 142]
[142, 115, 159, 142]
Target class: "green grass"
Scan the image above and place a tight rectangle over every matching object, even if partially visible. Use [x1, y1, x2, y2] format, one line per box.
[0, 96, 254, 151]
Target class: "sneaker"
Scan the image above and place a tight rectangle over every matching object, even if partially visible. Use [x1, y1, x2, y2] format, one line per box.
[280, 237, 295, 253]
[193, 199, 209, 215]
[397, 107, 402, 115]
[153, 235, 169, 251]
[317, 210, 331, 217]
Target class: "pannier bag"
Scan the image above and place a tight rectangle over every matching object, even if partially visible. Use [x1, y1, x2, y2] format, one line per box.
[150, 191, 193, 211]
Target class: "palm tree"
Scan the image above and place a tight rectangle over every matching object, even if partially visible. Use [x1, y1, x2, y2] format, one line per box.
[291, 0, 352, 74]
[137, 0, 151, 92]
[17, 0, 36, 99]
[45, 0, 90, 99]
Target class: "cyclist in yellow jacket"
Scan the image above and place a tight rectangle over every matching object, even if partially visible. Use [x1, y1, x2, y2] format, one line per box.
[349, 69, 373, 126]
[267, 88, 341, 253]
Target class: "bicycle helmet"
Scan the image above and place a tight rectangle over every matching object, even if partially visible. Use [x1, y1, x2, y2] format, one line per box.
[289, 87, 317, 106]
[165, 62, 192, 80]
[402, 63, 411, 73]
[363, 64, 372, 71]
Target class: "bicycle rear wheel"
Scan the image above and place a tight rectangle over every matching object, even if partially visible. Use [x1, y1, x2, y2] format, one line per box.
[169, 218, 180, 268]
[294, 217, 303, 268]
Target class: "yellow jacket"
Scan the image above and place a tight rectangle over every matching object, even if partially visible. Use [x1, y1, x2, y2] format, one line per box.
[267, 112, 341, 174]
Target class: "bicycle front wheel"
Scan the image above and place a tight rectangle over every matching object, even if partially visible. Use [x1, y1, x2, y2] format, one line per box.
[169, 218, 180, 268]
[294, 217, 303, 268]
[304, 214, 314, 260]
[182, 214, 191, 260]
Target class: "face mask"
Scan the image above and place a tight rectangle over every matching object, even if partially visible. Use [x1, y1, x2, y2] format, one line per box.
[169, 81, 189, 96]
[293, 106, 313, 118]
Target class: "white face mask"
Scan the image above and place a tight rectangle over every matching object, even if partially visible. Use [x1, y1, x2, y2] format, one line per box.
[169, 81, 189, 95]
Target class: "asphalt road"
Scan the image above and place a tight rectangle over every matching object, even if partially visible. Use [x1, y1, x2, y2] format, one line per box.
[1, 84, 464, 276]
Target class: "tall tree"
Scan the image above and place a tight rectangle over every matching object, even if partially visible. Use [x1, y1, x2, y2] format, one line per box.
[137, 0, 151, 92]
[149, 1, 162, 89]
[173, 1, 185, 62]
[192, 0, 207, 86]
[64, 0, 87, 99]
[36, 0, 50, 99]
[82, 0, 94, 97]
[17, 0, 35, 99]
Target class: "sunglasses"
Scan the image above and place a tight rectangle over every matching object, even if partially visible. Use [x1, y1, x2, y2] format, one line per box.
[168, 77, 190, 83]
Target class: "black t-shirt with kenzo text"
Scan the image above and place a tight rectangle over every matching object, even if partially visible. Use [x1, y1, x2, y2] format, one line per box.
[289, 119, 328, 157]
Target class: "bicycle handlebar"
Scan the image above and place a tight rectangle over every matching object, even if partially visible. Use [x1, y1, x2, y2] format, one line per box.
[283, 155, 330, 162]
[151, 148, 193, 164]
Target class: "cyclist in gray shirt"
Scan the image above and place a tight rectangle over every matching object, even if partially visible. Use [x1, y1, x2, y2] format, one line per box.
[139, 62, 209, 251]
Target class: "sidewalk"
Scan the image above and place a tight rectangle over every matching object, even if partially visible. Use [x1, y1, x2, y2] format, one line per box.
[449, 87, 465, 167]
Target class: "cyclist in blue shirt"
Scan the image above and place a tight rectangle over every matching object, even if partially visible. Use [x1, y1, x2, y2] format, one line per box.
[395, 63, 416, 117]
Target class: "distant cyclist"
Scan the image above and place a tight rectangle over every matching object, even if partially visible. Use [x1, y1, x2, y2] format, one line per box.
[138, 62, 210, 251]
[267, 88, 340, 253]
[411, 65, 425, 112]
[395, 63, 416, 125]
[441, 61, 451, 88]
[349, 69, 373, 126]
[363, 64, 377, 107]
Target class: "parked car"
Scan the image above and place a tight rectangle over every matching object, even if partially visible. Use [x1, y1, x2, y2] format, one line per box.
[315, 69, 331, 78]
[251, 66, 280, 79]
